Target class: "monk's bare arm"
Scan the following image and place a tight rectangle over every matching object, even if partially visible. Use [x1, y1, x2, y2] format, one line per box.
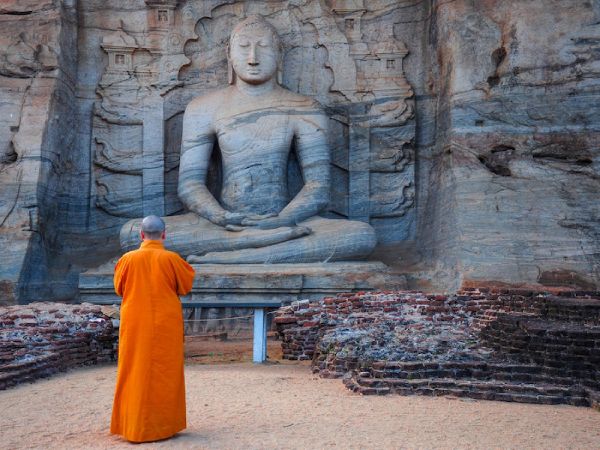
[177, 98, 229, 225]
[278, 106, 330, 223]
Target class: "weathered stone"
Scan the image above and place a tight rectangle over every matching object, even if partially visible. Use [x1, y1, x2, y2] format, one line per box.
[414, 0, 600, 290]
[1, 1, 599, 303]
[274, 289, 600, 407]
[117, 15, 379, 264]
[0, 0, 79, 304]
[0, 302, 118, 390]
[79, 261, 407, 306]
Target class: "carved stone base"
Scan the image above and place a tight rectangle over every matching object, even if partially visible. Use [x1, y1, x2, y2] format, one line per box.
[78, 262, 407, 307]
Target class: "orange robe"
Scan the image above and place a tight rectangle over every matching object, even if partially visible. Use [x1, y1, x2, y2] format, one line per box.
[110, 239, 195, 443]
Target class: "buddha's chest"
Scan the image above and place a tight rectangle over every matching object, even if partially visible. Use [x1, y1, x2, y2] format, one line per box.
[214, 111, 294, 161]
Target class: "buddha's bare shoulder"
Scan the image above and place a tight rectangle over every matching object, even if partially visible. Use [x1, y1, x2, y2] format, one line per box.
[184, 87, 233, 116]
[277, 87, 323, 110]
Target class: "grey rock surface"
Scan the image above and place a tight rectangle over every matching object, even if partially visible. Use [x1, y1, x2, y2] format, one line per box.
[79, 261, 407, 306]
[1, 0, 599, 303]
[412, 0, 600, 290]
[119, 14, 381, 263]
[0, 0, 78, 304]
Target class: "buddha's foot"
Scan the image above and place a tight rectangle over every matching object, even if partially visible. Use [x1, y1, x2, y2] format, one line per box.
[186, 225, 311, 263]
[286, 225, 311, 238]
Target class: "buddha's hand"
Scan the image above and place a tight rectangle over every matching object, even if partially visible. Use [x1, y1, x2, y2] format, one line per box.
[241, 213, 293, 230]
[211, 211, 248, 231]
[214, 212, 280, 232]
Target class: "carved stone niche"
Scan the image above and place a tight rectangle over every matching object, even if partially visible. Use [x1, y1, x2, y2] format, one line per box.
[101, 28, 136, 73]
[145, 0, 178, 31]
[356, 40, 410, 95]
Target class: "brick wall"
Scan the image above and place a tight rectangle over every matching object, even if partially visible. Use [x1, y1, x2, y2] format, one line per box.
[274, 288, 598, 361]
[0, 302, 118, 390]
[274, 288, 600, 407]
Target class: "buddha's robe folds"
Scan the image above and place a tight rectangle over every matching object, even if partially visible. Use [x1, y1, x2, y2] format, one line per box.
[110, 240, 195, 443]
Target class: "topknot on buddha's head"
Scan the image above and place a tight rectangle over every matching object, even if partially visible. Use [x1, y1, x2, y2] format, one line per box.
[229, 14, 282, 51]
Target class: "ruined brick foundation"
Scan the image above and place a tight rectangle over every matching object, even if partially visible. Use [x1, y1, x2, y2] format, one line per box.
[0, 303, 118, 390]
[274, 289, 600, 408]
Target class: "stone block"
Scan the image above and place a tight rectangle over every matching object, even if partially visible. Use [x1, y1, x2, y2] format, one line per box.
[79, 262, 406, 307]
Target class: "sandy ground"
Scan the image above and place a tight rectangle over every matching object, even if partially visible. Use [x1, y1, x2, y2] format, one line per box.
[184, 335, 282, 363]
[2, 358, 600, 450]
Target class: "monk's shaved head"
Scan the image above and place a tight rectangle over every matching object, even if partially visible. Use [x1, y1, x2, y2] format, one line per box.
[141, 215, 165, 240]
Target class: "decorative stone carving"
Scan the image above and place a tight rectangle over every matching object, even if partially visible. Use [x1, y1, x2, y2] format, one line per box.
[91, 4, 194, 219]
[0, 0, 592, 306]
[92, 122, 143, 218]
[331, 0, 369, 58]
[311, 6, 417, 236]
[0, 32, 57, 79]
[94, 137, 143, 175]
[120, 15, 377, 264]
[145, 0, 178, 31]
[101, 27, 137, 74]
[87, 2, 416, 247]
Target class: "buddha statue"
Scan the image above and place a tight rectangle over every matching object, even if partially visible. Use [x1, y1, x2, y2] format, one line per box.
[120, 15, 377, 263]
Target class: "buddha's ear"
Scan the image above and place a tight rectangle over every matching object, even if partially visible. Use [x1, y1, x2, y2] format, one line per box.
[226, 42, 235, 85]
[276, 42, 283, 85]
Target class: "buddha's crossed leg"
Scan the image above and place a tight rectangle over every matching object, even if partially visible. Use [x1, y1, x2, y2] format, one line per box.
[186, 216, 377, 264]
[120, 213, 311, 256]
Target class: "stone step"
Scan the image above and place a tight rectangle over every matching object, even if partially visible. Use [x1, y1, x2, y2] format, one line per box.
[359, 376, 586, 396]
[345, 376, 591, 407]
[542, 296, 600, 323]
[369, 362, 580, 386]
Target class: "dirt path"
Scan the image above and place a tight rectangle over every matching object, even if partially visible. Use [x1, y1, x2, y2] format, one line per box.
[1, 362, 600, 450]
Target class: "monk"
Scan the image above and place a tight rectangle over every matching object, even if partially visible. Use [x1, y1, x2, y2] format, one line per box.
[111, 215, 195, 443]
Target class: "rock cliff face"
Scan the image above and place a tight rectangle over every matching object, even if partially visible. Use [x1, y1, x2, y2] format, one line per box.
[0, 0, 79, 303]
[0, 0, 598, 303]
[414, 0, 600, 290]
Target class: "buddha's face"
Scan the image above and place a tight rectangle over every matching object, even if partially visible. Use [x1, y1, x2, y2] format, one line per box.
[229, 24, 279, 85]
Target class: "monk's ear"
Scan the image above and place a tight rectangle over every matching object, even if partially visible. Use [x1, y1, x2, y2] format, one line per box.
[140, 231, 145, 241]
[161, 231, 166, 240]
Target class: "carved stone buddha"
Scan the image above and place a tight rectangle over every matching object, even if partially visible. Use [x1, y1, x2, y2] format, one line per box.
[120, 15, 377, 263]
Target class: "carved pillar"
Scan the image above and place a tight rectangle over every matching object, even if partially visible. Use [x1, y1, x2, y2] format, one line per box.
[331, 0, 369, 57]
[348, 119, 370, 222]
[142, 94, 165, 217]
[92, 1, 190, 220]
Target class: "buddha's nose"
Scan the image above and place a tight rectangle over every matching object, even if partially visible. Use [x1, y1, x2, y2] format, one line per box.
[248, 46, 258, 66]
